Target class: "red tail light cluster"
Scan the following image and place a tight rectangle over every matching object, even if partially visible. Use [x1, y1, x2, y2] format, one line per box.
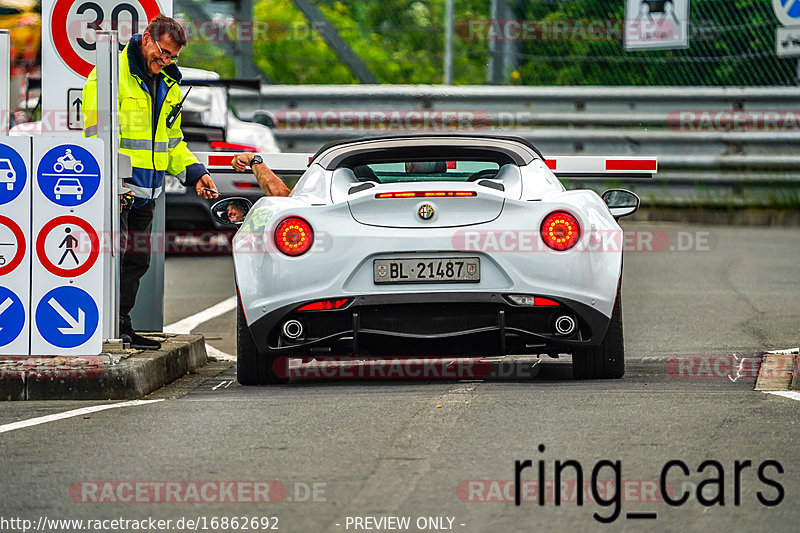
[275, 217, 314, 256]
[297, 299, 350, 311]
[541, 211, 580, 251]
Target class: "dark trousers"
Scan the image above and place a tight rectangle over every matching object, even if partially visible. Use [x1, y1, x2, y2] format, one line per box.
[119, 201, 155, 330]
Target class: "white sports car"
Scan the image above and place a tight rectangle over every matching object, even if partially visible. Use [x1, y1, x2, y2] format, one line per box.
[209, 134, 654, 384]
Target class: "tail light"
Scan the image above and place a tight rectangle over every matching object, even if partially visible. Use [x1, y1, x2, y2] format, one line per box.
[275, 217, 314, 256]
[541, 211, 580, 251]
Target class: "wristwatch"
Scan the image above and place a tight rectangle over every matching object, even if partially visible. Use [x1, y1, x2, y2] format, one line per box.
[249, 154, 263, 166]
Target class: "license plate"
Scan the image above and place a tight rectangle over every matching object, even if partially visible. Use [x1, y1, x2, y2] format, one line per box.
[374, 257, 480, 284]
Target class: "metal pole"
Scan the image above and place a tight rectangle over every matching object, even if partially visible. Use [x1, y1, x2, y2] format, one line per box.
[444, 0, 454, 85]
[95, 31, 121, 341]
[0, 30, 9, 134]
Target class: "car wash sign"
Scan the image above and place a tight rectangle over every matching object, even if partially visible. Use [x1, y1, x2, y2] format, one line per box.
[30, 138, 105, 355]
[40, 0, 171, 134]
[624, 0, 689, 51]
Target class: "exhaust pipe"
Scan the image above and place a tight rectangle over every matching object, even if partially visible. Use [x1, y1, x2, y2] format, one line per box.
[282, 319, 304, 340]
[554, 315, 577, 336]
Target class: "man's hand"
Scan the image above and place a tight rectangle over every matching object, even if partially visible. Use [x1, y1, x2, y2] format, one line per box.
[195, 174, 218, 199]
[231, 152, 256, 172]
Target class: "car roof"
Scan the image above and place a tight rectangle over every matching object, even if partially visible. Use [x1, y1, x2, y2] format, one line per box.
[309, 133, 544, 170]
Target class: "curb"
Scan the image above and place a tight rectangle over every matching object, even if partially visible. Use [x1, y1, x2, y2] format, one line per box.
[0, 334, 208, 400]
[754, 350, 800, 392]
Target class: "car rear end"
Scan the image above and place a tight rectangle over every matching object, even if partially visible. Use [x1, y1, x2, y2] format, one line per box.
[235, 176, 622, 358]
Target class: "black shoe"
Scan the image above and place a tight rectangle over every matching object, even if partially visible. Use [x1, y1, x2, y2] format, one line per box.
[120, 327, 161, 350]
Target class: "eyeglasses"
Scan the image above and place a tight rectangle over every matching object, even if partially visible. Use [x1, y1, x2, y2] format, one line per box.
[153, 39, 180, 64]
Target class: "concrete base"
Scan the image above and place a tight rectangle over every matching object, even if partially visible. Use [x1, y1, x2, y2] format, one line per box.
[0, 334, 207, 401]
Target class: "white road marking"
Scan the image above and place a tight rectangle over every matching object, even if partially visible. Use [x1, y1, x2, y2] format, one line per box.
[766, 347, 799, 355]
[763, 391, 800, 402]
[164, 296, 236, 334]
[164, 296, 237, 362]
[0, 399, 164, 434]
[205, 343, 235, 362]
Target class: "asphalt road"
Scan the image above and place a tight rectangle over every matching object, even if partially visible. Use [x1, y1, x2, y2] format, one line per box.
[1, 222, 799, 533]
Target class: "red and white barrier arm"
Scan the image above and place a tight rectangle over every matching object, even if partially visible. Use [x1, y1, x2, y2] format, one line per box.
[544, 156, 657, 178]
[196, 152, 313, 174]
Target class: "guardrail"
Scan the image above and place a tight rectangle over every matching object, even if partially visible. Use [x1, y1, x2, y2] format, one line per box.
[228, 85, 800, 204]
[231, 85, 800, 176]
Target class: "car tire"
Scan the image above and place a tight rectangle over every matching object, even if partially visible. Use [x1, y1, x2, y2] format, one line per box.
[236, 296, 285, 385]
[572, 283, 624, 379]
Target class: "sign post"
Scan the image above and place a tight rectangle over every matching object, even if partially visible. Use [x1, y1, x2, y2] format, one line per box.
[0, 30, 9, 134]
[95, 31, 122, 341]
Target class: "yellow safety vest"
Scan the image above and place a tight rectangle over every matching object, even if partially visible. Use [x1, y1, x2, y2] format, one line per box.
[82, 34, 205, 200]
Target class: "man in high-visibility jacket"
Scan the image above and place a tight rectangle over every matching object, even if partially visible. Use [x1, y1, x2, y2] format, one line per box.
[83, 15, 218, 349]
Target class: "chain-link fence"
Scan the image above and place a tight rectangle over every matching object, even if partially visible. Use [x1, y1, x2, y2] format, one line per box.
[178, 0, 798, 86]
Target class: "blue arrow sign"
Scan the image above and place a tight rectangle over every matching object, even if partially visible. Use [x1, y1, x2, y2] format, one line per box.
[780, 0, 800, 19]
[0, 143, 27, 206]
[37, 144, 101, 207]
[0, 286, 25, 347]
[35, 286, 99, 348]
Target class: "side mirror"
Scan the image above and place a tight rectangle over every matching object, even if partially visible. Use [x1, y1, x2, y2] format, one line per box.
[601, 189, 640, 219]
[211, 197, 253, 226]
[252, 110, 276, 129]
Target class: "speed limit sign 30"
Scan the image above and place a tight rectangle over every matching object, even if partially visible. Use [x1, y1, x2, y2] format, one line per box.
[41, 0, 172, 133]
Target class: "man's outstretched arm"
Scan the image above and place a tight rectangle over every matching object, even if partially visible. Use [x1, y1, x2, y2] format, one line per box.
[231, 152, 291, 197]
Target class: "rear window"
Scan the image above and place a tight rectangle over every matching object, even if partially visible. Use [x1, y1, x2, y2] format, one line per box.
[354, 161, 499, 183]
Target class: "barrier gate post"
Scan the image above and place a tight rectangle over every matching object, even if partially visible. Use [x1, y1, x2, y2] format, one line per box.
[94, 31, 121, 341]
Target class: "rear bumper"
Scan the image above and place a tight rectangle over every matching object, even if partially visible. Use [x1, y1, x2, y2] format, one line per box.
[245, 292, 610, 356]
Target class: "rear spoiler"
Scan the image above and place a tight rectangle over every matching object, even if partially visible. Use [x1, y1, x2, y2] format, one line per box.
[194, 153, 657, 179]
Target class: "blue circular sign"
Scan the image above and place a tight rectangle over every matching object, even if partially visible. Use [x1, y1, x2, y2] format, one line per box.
[37, 144, 100, 207]
[0, 286, 25, 346]
[35, 286, 99, 348]
[783, 0, 800, 18]
[0, 143, 27, 206]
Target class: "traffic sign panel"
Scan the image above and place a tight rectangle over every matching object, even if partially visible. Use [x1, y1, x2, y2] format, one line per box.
[0, 215, 26, 276]
[0, 136, 31, 356]
[773, 0, 800, 26]
[0, 286, 25, 348]
[35, 286, 99, 349]
[67, 88, 84, 131]
[36, 215, 100, 278]
[37, 144, 101, 206]
[0, 142, 28, 205]
[41, 0, 172, 134]
[50, 0, 162, 78]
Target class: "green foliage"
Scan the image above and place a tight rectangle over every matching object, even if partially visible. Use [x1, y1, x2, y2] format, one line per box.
[179, 0, 794, 86]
